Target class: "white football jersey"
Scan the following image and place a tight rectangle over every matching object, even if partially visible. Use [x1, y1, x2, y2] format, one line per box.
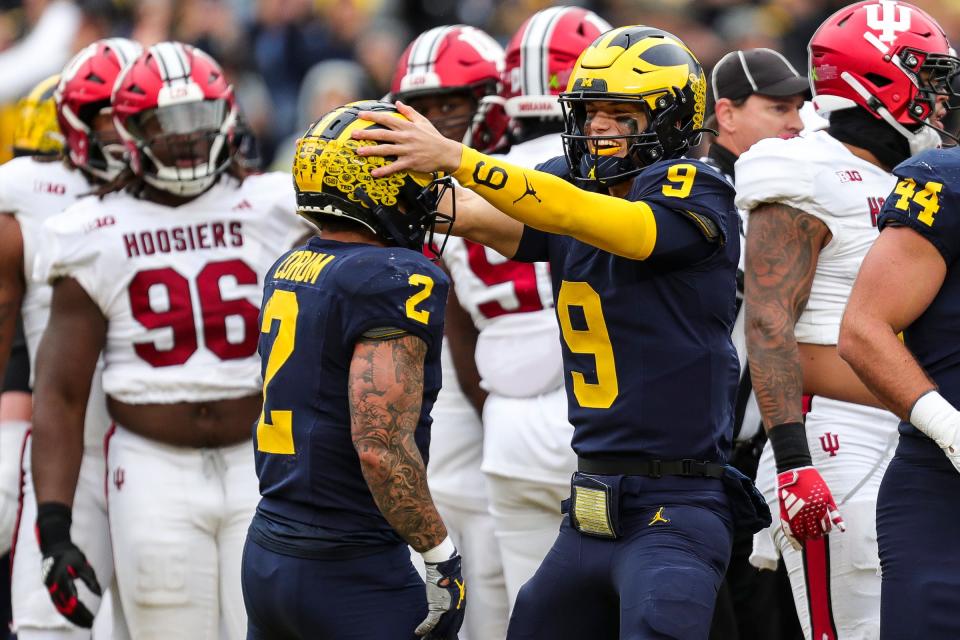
[38, 172, 310, 404]
[0, 157, 89, 369]
[443, 134, 564, 398]
[735, 130, 895, 344]
[0, 157, 113, 448]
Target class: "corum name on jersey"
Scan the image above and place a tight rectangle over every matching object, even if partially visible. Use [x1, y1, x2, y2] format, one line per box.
[272, 249, 336, 285]
[123, 221, 244, 258]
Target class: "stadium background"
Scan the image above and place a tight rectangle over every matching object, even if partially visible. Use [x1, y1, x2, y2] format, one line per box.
[0, 0, 958, 169]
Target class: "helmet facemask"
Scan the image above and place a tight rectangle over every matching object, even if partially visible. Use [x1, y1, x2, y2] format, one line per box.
[898, 47, 960, 149]
[561, 88, 698, 188]
[359, 175, 455, 257]
[122, 99, 236, 197]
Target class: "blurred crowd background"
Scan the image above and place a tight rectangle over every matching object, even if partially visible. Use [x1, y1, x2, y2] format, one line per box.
[1, 0, 959, 169]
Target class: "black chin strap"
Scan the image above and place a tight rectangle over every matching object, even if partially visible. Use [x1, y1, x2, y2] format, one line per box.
[827, 108, 911, 171]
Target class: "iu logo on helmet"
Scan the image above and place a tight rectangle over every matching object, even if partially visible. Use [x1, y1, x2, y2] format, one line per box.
[820, 433, 840, 457]
[865, 0, 911, 49]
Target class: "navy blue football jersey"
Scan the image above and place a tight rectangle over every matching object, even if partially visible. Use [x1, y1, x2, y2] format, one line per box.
[879, 147, 960, 438]
[515, 156, 740, 462]
[248, 237, 448, 557]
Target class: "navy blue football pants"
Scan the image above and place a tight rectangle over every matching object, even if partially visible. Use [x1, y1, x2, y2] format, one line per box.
[878, 433, 960, 639]
[241, 538, 426, 639]
[507, 476, 733, 640]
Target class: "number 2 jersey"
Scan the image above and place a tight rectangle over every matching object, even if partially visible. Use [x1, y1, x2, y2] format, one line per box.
[250, 238, 449, 556]
[514, 156, 740, 462]
[36, 172, 309, 404]
[879, 147, 960, 439]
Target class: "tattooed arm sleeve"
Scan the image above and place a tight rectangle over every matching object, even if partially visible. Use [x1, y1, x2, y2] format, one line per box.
[744, 203, 830, 429]
[348, 334, 448, 552]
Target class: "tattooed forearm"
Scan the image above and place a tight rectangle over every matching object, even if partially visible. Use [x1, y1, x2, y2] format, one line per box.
[745, 203, 831, 429]
[348, 334, 447, 552]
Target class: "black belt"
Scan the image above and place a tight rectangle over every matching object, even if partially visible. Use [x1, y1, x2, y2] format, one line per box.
[577, 458, 725, 479]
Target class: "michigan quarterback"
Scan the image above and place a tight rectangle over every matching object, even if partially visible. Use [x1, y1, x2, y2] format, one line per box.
[356, 26, 769, 639]
[241, 101, 466, 640]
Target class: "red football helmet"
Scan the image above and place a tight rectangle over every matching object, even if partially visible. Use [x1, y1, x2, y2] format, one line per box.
[55, 38, 142, 181]
[809, 1, 959, 138]
[112, 42, 238, 197]
[391, 25, 508, 152]
[502, 7, 611, 119]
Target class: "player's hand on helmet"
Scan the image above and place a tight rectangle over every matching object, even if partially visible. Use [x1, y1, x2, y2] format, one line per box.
[416, 546, 466, 639]
[353, 101, 463, 177]
[776, 466, 845, 548]
[36, 502, 102, 628]
[910, 391, 960, 474]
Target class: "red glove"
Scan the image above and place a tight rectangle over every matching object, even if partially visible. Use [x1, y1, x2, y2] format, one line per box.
[776, 466, 845, 546]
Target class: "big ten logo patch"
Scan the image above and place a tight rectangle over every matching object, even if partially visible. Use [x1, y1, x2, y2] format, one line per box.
[84, 216, 116, 234]
[34, 180, 66, 195]
[837, 170, 863, 183]
[820, 432, 840, 457]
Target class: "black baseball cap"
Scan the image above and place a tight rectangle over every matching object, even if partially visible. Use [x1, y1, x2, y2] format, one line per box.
[711, 48, 811, 101]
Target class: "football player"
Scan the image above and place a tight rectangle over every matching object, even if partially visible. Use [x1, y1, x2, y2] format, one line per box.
[357, 26, 770, 639]
[444, 6, 610, 611]
[736, 2, 955, 637]
[391, 24, 510, 638]
[703, 47, 809, 638]
[0, 73, 64, 559]
[241, 101, 464, 640]
[0, 39, 142, 640]
[838, 81, 960, 640]
[30, 42, 311, 640]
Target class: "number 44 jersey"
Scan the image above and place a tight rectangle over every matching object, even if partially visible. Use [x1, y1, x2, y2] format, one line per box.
[36, 172, 312, 404]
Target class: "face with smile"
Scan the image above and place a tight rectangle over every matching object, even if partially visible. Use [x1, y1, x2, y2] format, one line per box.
[583, 101, 649, 158]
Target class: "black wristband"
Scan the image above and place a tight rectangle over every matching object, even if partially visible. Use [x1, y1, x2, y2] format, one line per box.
[36, 502, 73, 554]
[768, 422, 813, 473]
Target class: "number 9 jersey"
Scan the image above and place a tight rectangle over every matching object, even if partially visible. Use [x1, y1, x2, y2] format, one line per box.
[250, 238, 449, 555]
[36, 172, 311, 403]
[515, 155, 740, 462]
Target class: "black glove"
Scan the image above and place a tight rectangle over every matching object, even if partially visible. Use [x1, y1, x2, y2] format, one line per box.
[36, 502, 102, 628]
[416, 551, 466, 639]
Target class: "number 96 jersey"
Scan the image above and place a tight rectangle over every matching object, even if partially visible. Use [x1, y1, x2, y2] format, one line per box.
[252, 238, 448, 553]
[36, 172, 311, 404]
